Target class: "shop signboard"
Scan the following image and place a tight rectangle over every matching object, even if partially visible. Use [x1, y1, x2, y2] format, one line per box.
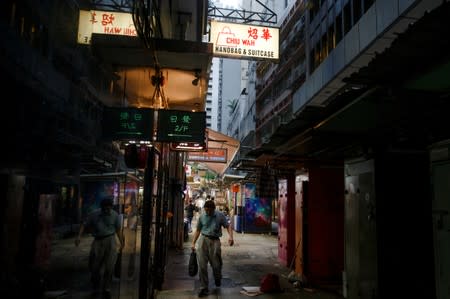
[170, 141, 208, 151]
[156, 110, 206, 143]
[210, 20, 279, 60]
[77, 10, 137, 44]
[187, 148, 227, 163]
[102, 107, 154, 141]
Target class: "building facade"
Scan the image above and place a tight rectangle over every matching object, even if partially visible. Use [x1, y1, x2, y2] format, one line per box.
[0, 0, 212, 298]
[230, 1, 450, 298]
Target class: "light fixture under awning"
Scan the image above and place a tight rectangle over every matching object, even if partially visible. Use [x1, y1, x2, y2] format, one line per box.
[90, 34, 213, 112]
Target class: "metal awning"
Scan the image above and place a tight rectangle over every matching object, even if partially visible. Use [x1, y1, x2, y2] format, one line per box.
[91, 34, 213, 112]
[243, 2, 450, 169]
[195, 128, 240, 176]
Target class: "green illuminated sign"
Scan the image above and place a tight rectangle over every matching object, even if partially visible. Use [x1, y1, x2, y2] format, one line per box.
[102, 107, 154, 140]
[156, 110, 206, 143]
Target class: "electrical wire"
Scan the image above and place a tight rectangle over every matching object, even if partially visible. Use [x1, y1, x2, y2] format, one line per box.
[131, 0, 169, 108]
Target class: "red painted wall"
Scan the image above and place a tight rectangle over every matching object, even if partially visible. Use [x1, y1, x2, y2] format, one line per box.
[278, 179, 288, 265]
[278, 174, 296, 267]
[305, 164, 344, 284]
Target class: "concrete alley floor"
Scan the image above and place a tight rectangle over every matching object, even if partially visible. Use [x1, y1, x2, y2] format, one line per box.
[44, 226, 343, 299]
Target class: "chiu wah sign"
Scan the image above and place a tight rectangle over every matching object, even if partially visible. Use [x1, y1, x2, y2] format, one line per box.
[210, 20, 279, 60]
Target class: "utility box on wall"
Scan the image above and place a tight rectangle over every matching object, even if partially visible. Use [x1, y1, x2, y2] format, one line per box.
[345, 159, 377, 299]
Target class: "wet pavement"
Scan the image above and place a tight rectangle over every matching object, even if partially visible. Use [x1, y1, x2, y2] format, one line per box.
[44, 225, 343, 299]
[156, 231, 343, 299]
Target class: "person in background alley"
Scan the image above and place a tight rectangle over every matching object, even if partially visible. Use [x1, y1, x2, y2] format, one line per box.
[191, 200, 234, 297]
[184, 199, 198, 233]
[75, 198, 124, 299]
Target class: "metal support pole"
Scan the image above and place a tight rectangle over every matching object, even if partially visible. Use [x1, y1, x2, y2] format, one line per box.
[138, 148, 153, 299]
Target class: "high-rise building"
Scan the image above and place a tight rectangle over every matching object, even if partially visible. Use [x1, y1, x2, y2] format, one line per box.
[230, 1, 450, 299]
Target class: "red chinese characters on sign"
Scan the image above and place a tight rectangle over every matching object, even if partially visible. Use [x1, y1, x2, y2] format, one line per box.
[88, 11, 136, 36]
[102, 13, 115, 26]
[247, 27, 273, 41]
[261, 28, 272, 41]
[90, 12, 97, 24]
[248, 27, 258, 40]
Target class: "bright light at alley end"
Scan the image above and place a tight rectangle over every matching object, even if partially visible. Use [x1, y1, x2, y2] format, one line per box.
[210, 20, 279, 60]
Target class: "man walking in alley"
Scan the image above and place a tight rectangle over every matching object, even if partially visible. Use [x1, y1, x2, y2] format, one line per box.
[191, 199, 234, 297]
[184, 199, 198, 233]
[75, 198, 124, 299]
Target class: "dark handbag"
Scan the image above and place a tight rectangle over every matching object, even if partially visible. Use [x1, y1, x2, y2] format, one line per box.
[188, 250, 198, 276]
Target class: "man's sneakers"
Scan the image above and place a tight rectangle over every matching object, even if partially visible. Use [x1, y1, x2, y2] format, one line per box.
[198, 288, 209, 297]
[215, 278, 221, 287]
[198, 278, 220, 297]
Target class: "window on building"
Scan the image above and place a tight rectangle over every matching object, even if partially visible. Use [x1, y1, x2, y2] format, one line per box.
[327, 24, 335, 53]
[335, 12, 343, 44]
[309, 48, 315, 73]
[321, 32, 328, 61]
[309, 0, 320, 19]
[343, 2, 352, 34]
[364, 0, 375, 13]
[353, 0, 362, 24]
[315, 42, 321, 67]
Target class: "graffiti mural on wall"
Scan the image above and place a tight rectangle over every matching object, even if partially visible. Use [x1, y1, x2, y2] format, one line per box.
[244, 183, 271, 232]
[244, 197, 272, 232]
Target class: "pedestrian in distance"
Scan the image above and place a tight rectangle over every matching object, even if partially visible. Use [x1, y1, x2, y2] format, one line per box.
[191, 199, 234, 297]
[184, 199, 198, 233]
[75, 198, 124, 299]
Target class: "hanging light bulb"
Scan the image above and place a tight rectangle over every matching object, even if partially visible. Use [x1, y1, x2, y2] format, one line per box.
[192, 69, 201, 86]
[150, 65, 168, 109]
